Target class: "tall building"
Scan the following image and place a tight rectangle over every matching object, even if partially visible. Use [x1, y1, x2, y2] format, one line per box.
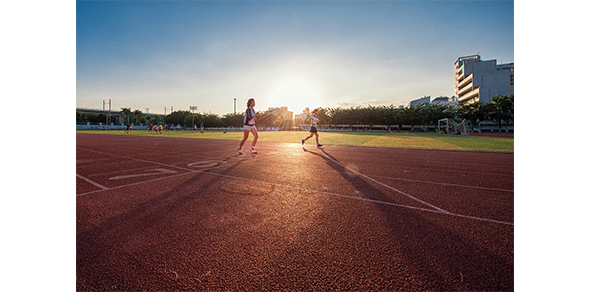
[454, 55, 514, 104]
[294, 108, 310, 122]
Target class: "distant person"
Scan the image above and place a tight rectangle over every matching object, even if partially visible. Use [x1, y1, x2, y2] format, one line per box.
[159, 124, 163, 134]
[153, 124, 158, 134]
[200, 122, 205, 133]
[125, 123, 131, 133]
[148, 124, 153, 133]
[238, 98, 259, 154]
[167, 124, 171, 133]
[177, 124, 181, 132]
[301, 108, 323, 148]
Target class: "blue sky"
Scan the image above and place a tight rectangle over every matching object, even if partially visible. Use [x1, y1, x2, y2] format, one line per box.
[76, 0, 513, 116]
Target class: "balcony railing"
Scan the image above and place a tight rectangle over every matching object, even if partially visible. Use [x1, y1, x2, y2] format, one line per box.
[458, 88, 479, 103]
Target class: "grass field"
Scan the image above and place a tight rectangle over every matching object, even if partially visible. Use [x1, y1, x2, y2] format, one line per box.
[77, 129, 513, 153]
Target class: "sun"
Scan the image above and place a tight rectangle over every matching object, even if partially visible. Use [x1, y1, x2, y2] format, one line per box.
[267, 77, 322, 114]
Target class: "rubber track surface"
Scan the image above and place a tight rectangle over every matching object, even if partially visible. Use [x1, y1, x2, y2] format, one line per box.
[76, 133, 513, 291]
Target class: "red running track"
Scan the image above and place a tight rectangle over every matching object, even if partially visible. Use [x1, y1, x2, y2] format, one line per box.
[76, 133, 513, 291]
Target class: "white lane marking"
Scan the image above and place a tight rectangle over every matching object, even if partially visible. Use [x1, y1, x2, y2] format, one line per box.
[318, 150, 451, 214]
[315, 168, 514, 193]
[77, 172, 194, 197]
[89, 166, 162, 177]
[76, 174, 109, 190]
[199, 171, 514, 226]
[187, 161, 225, 168]
[76, 147, 194, 172]
[76, 147, 513, 225]
[76, 158, 105, 164]
[383, 177, 513, 193]
[109, 168, 178, 180]
[317, 149, 514, 225]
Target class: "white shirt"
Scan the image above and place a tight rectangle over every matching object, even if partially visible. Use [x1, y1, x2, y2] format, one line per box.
[310, 115, 320, 127]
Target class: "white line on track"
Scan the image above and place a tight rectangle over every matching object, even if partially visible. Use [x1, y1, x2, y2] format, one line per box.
[416, 167, 513, 177]
[76, 146, 513, 226]
[76, 172, 195, 197]
[197, 171, 514, 226]
[383, 177, 513, 193]
[88, 165, 166, 177]
[318, 149, 513, 225]
[318, 150, 451, 214]
[76, 174, 109, 190]
[77, 147, 195, 172]
[313, 168, 513, 193]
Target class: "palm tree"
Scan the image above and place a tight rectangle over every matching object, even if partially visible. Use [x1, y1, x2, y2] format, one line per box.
[133, 109, 143, 125]
[120, 108, 131, 125]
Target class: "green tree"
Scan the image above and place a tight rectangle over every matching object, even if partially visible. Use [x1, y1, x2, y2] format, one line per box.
[184, 113, 204, 129]
[222, 112, 244, 128]
[379, 105, 400, 127]
[458, 101, 486, 131]
[202, 114, 222, 128]
[490, 93, 514, 132]
[165, 110, 190, 126]
[133, 109, 144, 125]
[120, 108, 131, 125]
[315, 107, 331, 125]
[149, 114, 160, 125]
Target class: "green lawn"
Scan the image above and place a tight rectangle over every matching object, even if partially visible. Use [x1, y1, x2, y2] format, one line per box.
[77, 129, 513, 153]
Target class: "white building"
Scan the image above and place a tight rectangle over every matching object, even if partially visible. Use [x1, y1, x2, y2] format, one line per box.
[431, 96, 458, 109]
[409, 96, 430, 108]
[454, 55, 514, 104]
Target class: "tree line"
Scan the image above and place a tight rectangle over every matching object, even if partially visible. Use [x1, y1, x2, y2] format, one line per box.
[77, 93, 513, 131]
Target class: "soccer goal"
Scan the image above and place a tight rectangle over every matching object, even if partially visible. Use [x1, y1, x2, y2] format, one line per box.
[437, 118, 470, 135]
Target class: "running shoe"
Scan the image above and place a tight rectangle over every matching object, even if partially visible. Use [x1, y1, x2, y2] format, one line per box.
[317, 144, 323, 148]
[251, 146, 257, 154]
[238, 148, 242, 155]
[302, 139, 305, 145]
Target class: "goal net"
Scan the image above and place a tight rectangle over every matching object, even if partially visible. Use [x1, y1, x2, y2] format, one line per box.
[437, 118, 470, 135]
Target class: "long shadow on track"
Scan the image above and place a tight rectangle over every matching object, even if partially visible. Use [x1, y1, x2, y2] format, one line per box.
[253, 147, 513, 290]
[77, 154, 244, 290]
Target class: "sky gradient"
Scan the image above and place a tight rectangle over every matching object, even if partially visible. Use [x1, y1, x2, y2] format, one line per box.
[76, 0, 514, 116]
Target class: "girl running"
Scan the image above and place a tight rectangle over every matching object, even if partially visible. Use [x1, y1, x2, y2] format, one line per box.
[238, 98, 259, 154]
[301, 108, 323, 147]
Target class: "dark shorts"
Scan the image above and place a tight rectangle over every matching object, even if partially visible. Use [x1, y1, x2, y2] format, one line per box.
[310, 126, 318, 133]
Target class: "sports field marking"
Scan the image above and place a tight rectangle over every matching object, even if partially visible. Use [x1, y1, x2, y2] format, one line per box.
[187, 161, 227, 168]
[382, 177, 513, 193]
[76, 173, 109, 191]
[186, 170, 514, 226]
[415, 167, 513, 177]
[318, 149, 450, 214]
[89, 165, 168, 177]
[77, 147, 197, 172]
[77, 172, 195, 197]
[313, 168, 513, 193]
[109, 168, 178, 180]
[76, 146, 513, 226]
[317, 149, 513, 225]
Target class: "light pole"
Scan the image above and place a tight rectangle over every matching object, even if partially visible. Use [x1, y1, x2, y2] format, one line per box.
[189, 106, 197, 129]
[234, 98, 236, 114]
